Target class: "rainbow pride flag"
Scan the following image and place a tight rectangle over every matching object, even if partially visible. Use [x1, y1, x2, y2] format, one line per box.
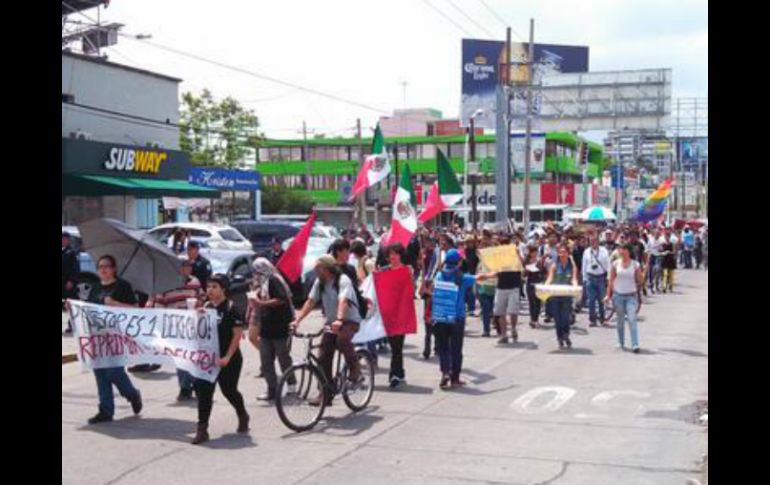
[632, 178, 674, 222]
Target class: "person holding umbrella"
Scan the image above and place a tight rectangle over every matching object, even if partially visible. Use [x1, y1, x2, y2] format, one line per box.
[85, 254, 143, 424]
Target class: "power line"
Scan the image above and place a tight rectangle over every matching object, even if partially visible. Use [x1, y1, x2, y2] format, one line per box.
[120, 34, 391, 115]
[476, 0, 526, 41]
[419, 0, 474, 37]
[443, 0, 495, 38]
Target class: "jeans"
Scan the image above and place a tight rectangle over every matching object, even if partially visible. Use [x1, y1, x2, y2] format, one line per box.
[548, 297, 573, 342]
[194, 351, 246, 426]
[259, 337, 295, 393]
[586, 275, 607, 324]
[388, 334, 405, 380]
[613, 293, 639, 349]
[525, 284, 541, 323]
[318, 321, 360, 394]
[466, 287, 476, 314]
[434, 320, 466, 379]
[94, 367, 141, 417]
[478, 293, 495, 334]
[177, 369, 194, 393]
[683, 249, 693, 269]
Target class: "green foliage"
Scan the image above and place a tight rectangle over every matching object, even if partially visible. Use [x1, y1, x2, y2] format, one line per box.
[179, 89, 261, 168]
[261, 185, 314, 214]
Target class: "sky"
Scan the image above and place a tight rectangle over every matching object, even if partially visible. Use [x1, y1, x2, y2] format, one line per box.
[74, 0, 707, 142]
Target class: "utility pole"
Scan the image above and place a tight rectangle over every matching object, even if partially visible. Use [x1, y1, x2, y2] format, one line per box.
[470, 115, 478, 231]
[522, 19, 535, 233]
[494, 29, 510, 227]
[356, 118, 366, 228]
[302, 121, 311, 190]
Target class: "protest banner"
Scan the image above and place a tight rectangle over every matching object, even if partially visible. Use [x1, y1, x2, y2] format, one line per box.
[67, 300, 221, 382]
[479, 244, 523, 272]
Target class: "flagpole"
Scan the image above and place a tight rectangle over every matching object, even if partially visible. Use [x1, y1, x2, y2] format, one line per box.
[356, 118, 366, 228]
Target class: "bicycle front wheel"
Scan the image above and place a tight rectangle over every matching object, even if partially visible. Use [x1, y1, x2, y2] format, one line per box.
[276, 363, 327, 432]
[342, 349, 375, 412]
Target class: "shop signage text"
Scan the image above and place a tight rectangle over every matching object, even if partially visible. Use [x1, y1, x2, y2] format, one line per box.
[104, 147, 168, 174]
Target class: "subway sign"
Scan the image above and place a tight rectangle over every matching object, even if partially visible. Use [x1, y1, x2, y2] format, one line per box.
[104, 147, 168, 174]
[61, 138, 191, 180]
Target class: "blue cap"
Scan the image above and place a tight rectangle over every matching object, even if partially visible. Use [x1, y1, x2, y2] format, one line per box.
[444, 249, 461, 266]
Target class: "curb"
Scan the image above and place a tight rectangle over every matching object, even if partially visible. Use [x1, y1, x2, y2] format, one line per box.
[62, 354, 78, 364]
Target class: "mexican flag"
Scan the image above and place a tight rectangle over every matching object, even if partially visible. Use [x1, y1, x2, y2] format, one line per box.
[417, 148, 463, 223]
[349, 124, 390, 200]
[382, 164, 417, 248]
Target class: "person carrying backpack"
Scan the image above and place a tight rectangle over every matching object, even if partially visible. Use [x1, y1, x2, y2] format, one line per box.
[432, 249, 493, 389]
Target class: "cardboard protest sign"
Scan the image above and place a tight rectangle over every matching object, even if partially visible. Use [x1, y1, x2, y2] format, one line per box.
[67, 300, 221, 382]
[479, 244, 523, 272]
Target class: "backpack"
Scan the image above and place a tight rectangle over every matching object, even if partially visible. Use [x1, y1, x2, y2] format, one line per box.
[320, 272, 369, 320]
[431, 271, 465, 324]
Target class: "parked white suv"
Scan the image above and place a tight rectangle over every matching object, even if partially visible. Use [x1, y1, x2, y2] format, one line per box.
[148, 222, 252, 251]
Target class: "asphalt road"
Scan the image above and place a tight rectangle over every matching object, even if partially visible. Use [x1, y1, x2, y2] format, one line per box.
[62, 268, 708, 485]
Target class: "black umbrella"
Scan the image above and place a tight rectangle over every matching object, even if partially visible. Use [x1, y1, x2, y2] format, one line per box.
[78, 218, 183, 296]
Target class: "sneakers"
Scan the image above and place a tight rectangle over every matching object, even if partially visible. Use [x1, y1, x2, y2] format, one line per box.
[389, 376, 404, 389]
[481, 331, 491, 337]
[589, 322, 598, 327]
[309, 393, 332, 407]
[632, 347, 640, 354]
[192, 424, 209, 445]
[422, 351, 430, 360]
[498, 336, 509, 344]
[257, 392, 275, 401]
[617, 343, 625, 350]
[130, 392, 143, 415]
[529, 322, 537, 329]
[451, 377, 467, 388]
[88, 413, 113, 425]
[564, 337, 572, 349]
[439, 375, 451, 390]
[512, 329, 519, 343]
[176, 389, 194, 402]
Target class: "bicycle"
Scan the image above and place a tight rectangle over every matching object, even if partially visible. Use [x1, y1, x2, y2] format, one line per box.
[275, 328, 375, 432]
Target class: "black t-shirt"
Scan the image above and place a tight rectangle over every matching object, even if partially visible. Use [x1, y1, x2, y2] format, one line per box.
[497, 271, 522, 290]
[206, 299, 244, 356]
[191, 255, 212, 287]
[259, 276, 294, 339]
[91, 278, 137, 305]
[572, 246, 585, 273]
[465, 248, 480, 274]
[661, 242, 677, 269]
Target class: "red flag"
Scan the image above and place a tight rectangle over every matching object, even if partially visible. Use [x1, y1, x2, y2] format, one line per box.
[373, 266, 417, 336]
[276, 211, 317, 283]
[540, 183, 575, 204]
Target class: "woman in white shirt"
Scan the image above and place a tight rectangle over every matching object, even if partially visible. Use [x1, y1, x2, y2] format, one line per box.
[605, 243, 644, 353]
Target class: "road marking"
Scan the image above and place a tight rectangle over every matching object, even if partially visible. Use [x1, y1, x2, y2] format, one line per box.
[511, 386, 576, 414]
[591, 390, 651, 406]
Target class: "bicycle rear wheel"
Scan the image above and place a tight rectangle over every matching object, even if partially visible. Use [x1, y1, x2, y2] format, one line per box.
[275, 363, 327, 432]
[342, 349, 375, 412]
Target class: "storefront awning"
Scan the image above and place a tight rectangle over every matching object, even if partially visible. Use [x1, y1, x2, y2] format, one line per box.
[63, 174, 221, 198]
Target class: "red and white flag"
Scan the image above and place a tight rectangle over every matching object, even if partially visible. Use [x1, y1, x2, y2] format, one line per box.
[350, 124, 390, 200]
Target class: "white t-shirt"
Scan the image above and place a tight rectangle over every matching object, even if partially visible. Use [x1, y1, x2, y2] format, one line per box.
[308, 274, 361, 324]
[613, 260, 640, 295]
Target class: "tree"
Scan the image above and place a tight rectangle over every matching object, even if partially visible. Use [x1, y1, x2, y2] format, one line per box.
[261, 185, 314, 214]
[180, 89, 262, 168]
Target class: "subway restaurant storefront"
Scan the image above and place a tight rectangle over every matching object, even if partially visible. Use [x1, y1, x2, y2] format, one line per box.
[62, 138, 219, 228]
